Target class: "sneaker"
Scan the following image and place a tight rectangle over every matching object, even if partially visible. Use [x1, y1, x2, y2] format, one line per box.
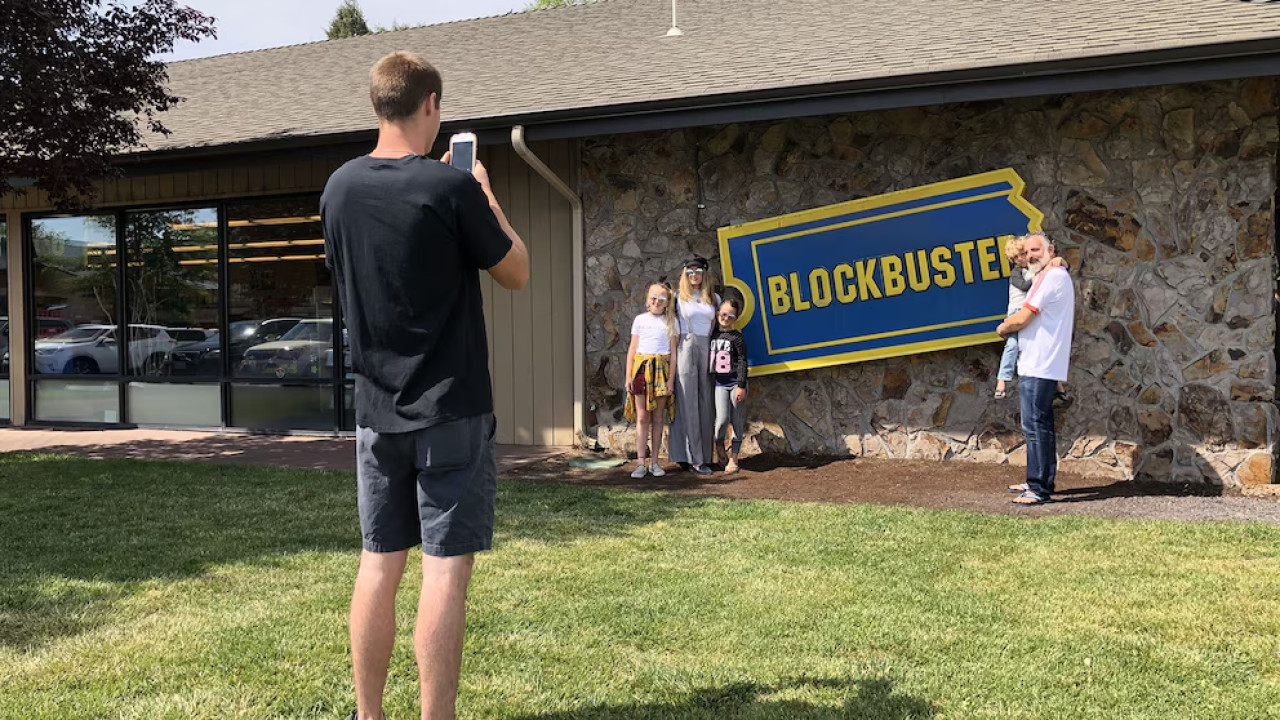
[630, 463, 648, 479]
[724, 459, 739, 474]
[693, 464, 714, 476]
[650, 463, 666, 477]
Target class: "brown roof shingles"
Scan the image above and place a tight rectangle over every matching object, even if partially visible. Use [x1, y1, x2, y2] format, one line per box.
[151, 0, 1280, 152]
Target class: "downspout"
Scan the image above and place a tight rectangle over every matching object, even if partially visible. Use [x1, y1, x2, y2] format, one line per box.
[511, 126, 586, 448]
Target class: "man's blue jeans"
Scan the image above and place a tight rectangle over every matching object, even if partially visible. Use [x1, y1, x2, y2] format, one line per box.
[1019, 376, 1058, 499]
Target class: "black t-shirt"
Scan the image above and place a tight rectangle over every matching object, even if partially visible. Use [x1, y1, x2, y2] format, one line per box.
[321, 154, 512, 433]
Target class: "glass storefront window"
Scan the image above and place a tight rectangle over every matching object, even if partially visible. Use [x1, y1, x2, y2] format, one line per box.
[226, 197, 332, 382]
[127, 382, 221, 427]
[30, 215, 117, 376]
[124, 208, 220, 378]
[230, 383, 335, 431]
[34, 379, 119, 423]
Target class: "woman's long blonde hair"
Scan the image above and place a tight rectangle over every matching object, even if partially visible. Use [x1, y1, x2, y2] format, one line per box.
[648, 282, 678, 341]
[678, 267, 717, 304]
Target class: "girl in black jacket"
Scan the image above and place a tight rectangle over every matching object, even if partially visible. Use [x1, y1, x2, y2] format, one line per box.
[709, 298, 749, 473]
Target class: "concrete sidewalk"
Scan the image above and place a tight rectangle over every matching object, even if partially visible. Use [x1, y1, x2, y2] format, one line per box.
[0, 427, 568, 473]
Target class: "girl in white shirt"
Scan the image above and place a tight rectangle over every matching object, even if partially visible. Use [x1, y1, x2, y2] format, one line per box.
[668, 256, 721, 475]
[625, 282, 679, 478]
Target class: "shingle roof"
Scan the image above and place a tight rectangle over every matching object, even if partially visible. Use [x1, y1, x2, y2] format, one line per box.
[153, 0, 1280, 152]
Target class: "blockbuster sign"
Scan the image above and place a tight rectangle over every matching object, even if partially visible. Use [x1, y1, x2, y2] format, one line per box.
[717, 169, 1045, 377]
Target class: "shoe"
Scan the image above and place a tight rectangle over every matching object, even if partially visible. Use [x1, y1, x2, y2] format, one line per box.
[693, 464, 714, 476]
[1011, 491, 1050, 505]
[677, 462, 692, 471]
[725, 459, 739, 474]
[630, 464, 648, 479]
[993, 389, 1007, 399]
[1053, 391, 1073, 409]
[650, 463, 666, 477]
[1008, 482, 1029, 494]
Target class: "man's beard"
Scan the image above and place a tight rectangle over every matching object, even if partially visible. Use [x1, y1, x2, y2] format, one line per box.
[1028, 258, 1047, 275]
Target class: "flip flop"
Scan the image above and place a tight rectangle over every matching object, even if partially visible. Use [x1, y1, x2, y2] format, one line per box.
[1007, 483, 1029, 494]
[994, 389, 1007, 399]
[1011, 491, 1050, 505]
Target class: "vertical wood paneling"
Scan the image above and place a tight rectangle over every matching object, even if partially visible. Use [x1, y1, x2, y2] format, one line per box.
[549, 139, 577, 447]
[507, 146, 535, 445]
[488, 145, 515, 445]
[530, 146, 556, 445]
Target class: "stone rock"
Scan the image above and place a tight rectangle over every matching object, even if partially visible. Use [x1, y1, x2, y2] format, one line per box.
[1230, 382, 1271, 402]
[1163, 108, 1196, 158]
[1237, 209, 1273, 259]
[1111, 289, 1140, 320]
[1238, 354, 1273, 381]
[843, 434, 863, 456]
[789, 383, 834, 438]
[1068, 433, 1107, 459]
[1136, 447, 1175, 482]
[882, 366, 912, 400]
[1237, 453, 1274, 486]
[908, 432, 951, 461]
[1137, 385, 1165, 405]
[1110, 406, 1139, 441]
[1065, 190, 1141, 251]
[1177, 384, 1236, 444]
[1114, 442, 1141, 472]
[979, 424, 1023, 453]
[1234, 403, 1268, 449]
[1136, 408, 1173, 446]
[1183, 349, 1231, 382]
[1128, 322, 1158, 347]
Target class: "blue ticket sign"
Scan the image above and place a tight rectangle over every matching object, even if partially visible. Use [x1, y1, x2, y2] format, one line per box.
[718, 169, 1044, 376]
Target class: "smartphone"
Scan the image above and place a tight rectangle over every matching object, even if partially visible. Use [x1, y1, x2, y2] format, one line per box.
[448, 132, 477, 173]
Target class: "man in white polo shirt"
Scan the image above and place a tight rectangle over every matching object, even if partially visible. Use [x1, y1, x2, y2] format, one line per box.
[996, 233, 1075, 505]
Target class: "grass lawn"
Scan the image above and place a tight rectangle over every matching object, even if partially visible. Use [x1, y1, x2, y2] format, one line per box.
[2, 453, 1279, 719]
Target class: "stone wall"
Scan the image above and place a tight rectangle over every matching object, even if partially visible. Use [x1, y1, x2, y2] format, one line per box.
[582, 79, 1278, 487]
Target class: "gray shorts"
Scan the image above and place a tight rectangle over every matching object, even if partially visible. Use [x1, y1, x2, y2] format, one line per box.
[356, 413, 497, 556]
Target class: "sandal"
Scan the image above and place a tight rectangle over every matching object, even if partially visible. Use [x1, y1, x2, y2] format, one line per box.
[1053, 390, 1073, 408]
[1007, 482, 1029, 494]
[994, 389, 1007, 399]
[1011, 491, 1050, 505]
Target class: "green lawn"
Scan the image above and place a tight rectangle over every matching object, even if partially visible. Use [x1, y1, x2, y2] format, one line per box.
[2, 453, 1279, 719]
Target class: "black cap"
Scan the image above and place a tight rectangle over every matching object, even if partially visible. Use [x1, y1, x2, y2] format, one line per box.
[685, 256, 709, 270]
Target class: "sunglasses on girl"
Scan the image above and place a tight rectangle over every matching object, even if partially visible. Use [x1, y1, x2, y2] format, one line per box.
[719, 312, 736, 319]
[684, 268, 705, 276]
[649, 295, 669, 303]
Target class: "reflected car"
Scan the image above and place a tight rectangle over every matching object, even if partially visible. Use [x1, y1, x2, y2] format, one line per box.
[238, 319, 334, 379]
[169, 331, 222, 376]
[1, 317, 74, 370]
[227, 317, 302, 368]
[33, 324, 175, 375]
[322, 327, 352, 379]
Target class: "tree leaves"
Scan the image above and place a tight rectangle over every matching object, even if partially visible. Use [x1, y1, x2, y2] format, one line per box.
[0, 0, 216, 209]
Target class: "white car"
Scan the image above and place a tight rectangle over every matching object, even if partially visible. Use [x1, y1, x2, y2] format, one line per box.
[34, 324, 175, 375]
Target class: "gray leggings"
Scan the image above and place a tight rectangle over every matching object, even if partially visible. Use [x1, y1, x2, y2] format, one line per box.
[714, 385, 747, 454]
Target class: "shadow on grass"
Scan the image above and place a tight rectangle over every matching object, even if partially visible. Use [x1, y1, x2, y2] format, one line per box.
[0, 453, 705, 649]
[510, 677, 935, 719]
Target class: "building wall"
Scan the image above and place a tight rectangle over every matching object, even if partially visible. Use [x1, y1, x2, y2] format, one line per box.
[583, 78, 1278, 486]
[3, 142, 578, 447]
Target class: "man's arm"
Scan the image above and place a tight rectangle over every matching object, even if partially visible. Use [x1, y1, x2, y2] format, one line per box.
[473, 160, 529, 290]
[446, 152, 530, 290]
[996, 306, 1035, 338]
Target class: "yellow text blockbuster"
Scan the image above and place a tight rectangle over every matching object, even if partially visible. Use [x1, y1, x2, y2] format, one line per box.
[765, 235, 1015, 316]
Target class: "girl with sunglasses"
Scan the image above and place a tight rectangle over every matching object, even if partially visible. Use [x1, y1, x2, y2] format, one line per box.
[709, 298, 748, 473]
[668, 256, 720, 475]
[624, 282, 678, 478]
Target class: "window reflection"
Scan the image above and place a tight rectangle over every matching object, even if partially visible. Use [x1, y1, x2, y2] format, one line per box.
[30, 215, 117, 375]
[226, 197, 331, 380]
[124, 208, 219, 377]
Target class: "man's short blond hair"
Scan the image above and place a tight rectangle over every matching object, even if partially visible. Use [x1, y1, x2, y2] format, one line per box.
[370, 51, 442, 121]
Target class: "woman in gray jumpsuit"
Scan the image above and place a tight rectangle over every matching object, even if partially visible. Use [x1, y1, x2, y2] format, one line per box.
[668, 256, 720, 475]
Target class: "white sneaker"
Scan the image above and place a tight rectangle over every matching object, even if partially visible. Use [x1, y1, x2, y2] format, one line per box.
[630, 463, 648, 479]
[650, 463, 666, 477]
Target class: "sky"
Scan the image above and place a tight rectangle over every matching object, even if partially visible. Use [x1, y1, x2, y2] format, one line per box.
[164, 0, 531, 61]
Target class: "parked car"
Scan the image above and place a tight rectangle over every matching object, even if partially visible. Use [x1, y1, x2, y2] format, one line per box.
[169, 331, 222, 376]
[32, 324, 175, 375]
[239, 319, 334, 379]
[227, 317, 302, 368]
[0, 316, 74, 368]
[165, 327, 216, 344]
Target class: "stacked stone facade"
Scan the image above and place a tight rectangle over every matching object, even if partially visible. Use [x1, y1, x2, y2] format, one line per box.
[583, 79, 1278, 487]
